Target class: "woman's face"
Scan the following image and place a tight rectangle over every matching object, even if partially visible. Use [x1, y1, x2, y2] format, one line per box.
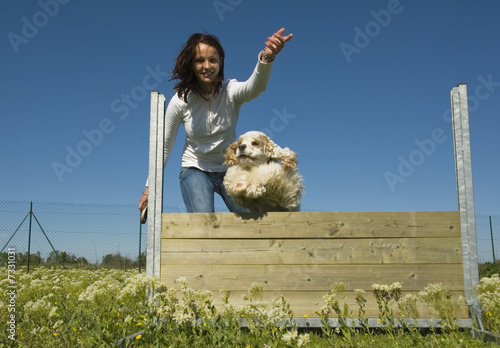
[192, 43, 220, 93]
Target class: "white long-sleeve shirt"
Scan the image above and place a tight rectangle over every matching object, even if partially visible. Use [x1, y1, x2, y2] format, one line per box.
[161, 53, 274, 173]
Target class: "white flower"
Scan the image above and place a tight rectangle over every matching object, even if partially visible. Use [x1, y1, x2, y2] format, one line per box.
[282, 330, 298, 343]
[297, 333, 310, 347]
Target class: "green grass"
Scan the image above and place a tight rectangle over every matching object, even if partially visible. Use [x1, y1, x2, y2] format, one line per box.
[0, 267, 498, 347]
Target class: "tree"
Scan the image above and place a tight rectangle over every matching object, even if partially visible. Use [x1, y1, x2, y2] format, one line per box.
[101, 252, 135, 269]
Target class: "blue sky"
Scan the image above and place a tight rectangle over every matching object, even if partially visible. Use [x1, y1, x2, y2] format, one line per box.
[1, 0, 499, 216]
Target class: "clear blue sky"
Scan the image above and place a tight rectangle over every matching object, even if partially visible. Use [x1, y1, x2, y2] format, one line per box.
[1, 0, 499, 215]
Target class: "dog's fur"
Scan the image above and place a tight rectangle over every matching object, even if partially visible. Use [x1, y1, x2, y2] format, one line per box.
[223, 131, 304, 213]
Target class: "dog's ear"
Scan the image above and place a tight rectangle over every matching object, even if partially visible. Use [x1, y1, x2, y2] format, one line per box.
[223, 141, 239, 166]
[265, 139, 298, 169]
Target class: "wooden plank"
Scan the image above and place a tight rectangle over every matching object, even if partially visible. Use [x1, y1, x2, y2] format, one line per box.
[160, 211, 467, 320]
[161, 211, 461, 239]
[160, 264, 464, 292]
[203, 290, 469, 319]
[161, 237, 462, 265]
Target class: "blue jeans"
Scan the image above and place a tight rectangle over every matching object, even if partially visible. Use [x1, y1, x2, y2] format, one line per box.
[179, 167, 246, 213]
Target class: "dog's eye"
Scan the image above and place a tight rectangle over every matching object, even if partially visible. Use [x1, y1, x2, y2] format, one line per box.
[251, 141, 259, 147]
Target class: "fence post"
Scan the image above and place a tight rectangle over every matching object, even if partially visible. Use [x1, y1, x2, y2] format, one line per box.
[27, 201, 33, 272]
[451, 84, 481, 325]
[490, 216, 496, 264]
[146, 91, 165, 277]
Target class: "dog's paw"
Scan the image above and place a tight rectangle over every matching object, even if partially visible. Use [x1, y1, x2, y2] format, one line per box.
[247, 185, 266, 198]
[234, 182, 247, 193]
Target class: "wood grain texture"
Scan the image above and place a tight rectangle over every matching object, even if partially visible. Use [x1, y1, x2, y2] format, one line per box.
[160, 211, 467, 319]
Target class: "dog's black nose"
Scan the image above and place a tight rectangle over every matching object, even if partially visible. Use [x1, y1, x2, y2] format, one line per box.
[238, 144, 246, 152]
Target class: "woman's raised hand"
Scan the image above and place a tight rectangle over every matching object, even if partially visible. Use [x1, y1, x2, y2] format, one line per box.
[264, 28, 293, 57]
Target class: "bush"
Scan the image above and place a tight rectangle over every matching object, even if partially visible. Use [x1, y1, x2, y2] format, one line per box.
[0, 267, 497, 347]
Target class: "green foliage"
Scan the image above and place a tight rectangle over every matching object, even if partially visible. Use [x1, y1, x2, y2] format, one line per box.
[0, 267, 498, 347]
[477, 274, 500, 334]
[0, 250, 146, 270]
[479, 261, 500, 278]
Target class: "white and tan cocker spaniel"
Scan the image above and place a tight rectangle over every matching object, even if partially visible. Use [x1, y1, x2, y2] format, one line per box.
[223, 131, 304, 213]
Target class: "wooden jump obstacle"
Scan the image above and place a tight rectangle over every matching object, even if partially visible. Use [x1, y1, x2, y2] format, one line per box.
[146, 84, 480, 328]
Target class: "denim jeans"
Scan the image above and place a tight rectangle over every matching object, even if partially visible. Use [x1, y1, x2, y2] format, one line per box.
[179, 167, 246, 213]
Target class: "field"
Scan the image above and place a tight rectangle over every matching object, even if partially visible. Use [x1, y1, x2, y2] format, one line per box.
[1, 266, 499, 347]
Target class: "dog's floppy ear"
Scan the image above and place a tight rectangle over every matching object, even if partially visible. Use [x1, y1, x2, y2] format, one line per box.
[265, 139, 298, 169]
[223, 141, 239, 166]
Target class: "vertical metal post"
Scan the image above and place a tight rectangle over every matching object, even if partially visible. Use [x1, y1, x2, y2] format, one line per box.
[138, 216, 142, 273]
[490, 216, 496, 264]
[146, 91, 165, 277]
[451, 84, 481, 325]
[27, 201, 33, 272]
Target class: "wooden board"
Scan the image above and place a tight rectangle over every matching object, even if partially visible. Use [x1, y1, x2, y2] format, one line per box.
[160, 211, 468, 319]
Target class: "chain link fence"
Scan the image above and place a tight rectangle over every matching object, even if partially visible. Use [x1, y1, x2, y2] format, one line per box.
[476, 214, 499, 264]
[0, 200, 188, 271]
[1, 200, 498, 269]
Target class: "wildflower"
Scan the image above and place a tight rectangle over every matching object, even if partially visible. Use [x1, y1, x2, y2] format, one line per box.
[297, 333, 310, 347]
[48, 306, 58, 318]
[303, 314, 308, 318]
[136, 322, 143, 326]
[136, 334, 142, 340]
[53, 333, 58, 337]
[282, 330, 298, 343]
[73, 328, 77, 332]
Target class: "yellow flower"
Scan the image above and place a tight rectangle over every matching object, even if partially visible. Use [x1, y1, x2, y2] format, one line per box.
[73, 328, 77, 332]
[117, 312, 120, 317]
[204, 322, 208, 327]
[136, 322, 143, 326]
[486, 311, 492, 317]
[303, 314, 308, 318]
[53, 333, 58, 337]
[142, 315, 146, 318]
[136, 334, 142, 340]
[54, 302, 58, 305]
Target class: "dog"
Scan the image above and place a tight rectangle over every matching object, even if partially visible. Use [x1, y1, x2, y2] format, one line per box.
[223, 131, 304, 213]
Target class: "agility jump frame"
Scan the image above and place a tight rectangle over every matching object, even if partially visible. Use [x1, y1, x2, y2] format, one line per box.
[146, 85, 480, 327]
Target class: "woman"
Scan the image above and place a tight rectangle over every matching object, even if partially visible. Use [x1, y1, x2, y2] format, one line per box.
[139, 28, 293, 214]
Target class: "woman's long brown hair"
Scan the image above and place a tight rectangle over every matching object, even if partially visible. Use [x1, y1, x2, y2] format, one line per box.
[171, 33, 225, 102]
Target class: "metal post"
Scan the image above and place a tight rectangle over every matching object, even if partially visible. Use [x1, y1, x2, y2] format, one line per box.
[490, 216, 496, 264]
[27, 201, 33, 272]
[138, 216, 142, 273]
[146, 91, 165, 277]
[450, 84, 481, 327]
